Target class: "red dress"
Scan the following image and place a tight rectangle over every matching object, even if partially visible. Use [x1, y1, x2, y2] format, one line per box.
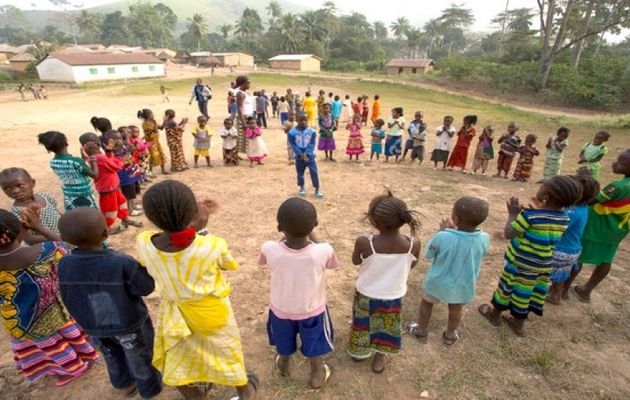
[447, 126, 476, 168]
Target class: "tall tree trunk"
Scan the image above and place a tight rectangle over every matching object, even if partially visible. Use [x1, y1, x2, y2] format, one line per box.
[498, 0, 510, 57]
[537, 0, 575, 89]
[571, 0, 595, 69]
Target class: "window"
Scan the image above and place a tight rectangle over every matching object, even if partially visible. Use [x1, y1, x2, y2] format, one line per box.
[412, 67, 417, 74]
[132, 66, 139, 73]
[149, 65, 156, 71]
[89, 68, 98, 75]
[107, 67, 115, 74]
[398, 67, 403, 74]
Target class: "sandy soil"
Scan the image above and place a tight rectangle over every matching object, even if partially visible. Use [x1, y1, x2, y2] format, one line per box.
[0, 74, 628, 400]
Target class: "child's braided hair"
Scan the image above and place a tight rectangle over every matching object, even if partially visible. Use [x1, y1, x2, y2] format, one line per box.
[366, 190, 421, 234]
[37, 131, 68, 153]
[142, 180, 198, 232]
[544, 176, 583, 208]
[0, 209, 21, 248]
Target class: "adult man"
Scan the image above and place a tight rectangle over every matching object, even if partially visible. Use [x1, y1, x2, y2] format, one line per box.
[189, 78, 211, 118]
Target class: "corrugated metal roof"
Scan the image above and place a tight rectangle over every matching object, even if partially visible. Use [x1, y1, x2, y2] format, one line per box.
[44, 52, 163, 66]
[386, 58, 435, 68]
[269, 54, 321, 61]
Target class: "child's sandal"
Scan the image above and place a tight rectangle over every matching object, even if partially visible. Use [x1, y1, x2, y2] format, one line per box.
[442, 329, 463, 347]
[405, 321, 428, 344]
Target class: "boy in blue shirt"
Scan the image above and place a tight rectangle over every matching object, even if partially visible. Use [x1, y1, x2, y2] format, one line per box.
[331, 95, 343, 128]
[406, 197, 490, 347]
[288, 113, 323, 198]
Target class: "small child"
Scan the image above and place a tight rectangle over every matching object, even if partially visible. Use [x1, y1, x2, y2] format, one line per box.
[331, 95, 343, 128]
[0, 167, 61, 243]
[317, 103, 337, 162]
[278, 97, 290, 124]
[578, 131, 610, 180]
[431, 116, 456, 169]
[406, 197, 490, 346]
[512, 134, 540, 182]
[161, 109, 189, 173]
[385, 108, 405, 162]
[259, 198, 338, 389]
[495, 122, 521, 178]
[270, 91, 280, 118]
[346, 114, 365, 161]
[408, 111, 427, 164]
[220, 118, 239, 166]
[283, 112, 298, 164]
[447, 115, 477, 173]
[245, 116, 267, 166]
[472, 125, 494, 175]
[128, 125, 151, 183]
[361, 96, 369, 126]
[348, 191, 421, 373]
[113, 128, 143, 217]
[539, 127, 570, 182]
[370, 95, 381, 124]
[57, 208, 162, 398]
[546, 175, 600, 305]
[288, 113, 323, 198]
[478, 176, 583, 337]
[370, 119, 386, 161]
[192, 115, 212, 168]
[255, 91, 268, 128]
[37, 131, 99, 211]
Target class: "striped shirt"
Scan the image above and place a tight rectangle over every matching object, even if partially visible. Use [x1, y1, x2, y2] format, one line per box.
[505, 209, 570, 273]
[50, 154, 93, 198]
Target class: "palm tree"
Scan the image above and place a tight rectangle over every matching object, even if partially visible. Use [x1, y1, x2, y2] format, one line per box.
[300, 11, 327, 42]
[187, 13, 208, 52]
[273, 13, 305, 52]
[372, 21, 388, 41]
[235, 8, 263, 40]
[219, 24, 232, 40]
[389, 17, 410, 39]
[322, 1, 338, 16]
[266, 0, 282, 26]
[423, 18, 443, 57]
[76, 10, 102, 42]
[405, 27, 423, 58]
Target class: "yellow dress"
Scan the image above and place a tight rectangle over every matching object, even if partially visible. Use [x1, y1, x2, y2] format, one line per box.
[303, 96, 317, 127]
[136, 232, 247, 387]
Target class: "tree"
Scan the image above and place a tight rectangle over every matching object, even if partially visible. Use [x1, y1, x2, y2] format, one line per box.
[187, 13, 208, 52]
[128, 1, 176, 48]
[405, 27, 423, 58]
[76, 10, 102, 43]
[372, 21, 388, 41]
[266, 0, 282, 27]
[390, 17, 410, 39]
[301, 11, 327, 42]
[219, 24, 232, 40]
[100, 11, 130, 46]
[437, 3, 474, 57]
[423, 18, 443, 57]
[235, 8, 263, 40]
[271, 13, 305, 52]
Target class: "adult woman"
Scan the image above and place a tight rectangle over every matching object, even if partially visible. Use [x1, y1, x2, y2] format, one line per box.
[138, 108, 168, 176]
[235, 75, 255, 154]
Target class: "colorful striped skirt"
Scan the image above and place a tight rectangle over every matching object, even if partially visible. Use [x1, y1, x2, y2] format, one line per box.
[11, 320, 99, 382]
[549, 250, 580, 284]
[347, 291, 402, 359]
[491, 261, 550, 319]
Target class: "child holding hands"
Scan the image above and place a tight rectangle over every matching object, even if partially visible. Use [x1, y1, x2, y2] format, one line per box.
[539, 127, 570, 182]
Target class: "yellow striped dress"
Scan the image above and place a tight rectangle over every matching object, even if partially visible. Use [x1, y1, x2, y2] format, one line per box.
[136, 232, 247, 387]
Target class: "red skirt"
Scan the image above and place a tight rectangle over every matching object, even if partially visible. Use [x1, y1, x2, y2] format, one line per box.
[446, 145, 470, 168]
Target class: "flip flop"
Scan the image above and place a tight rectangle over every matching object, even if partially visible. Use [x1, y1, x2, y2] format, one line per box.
[123, 219, 144, 228]
[570, 285, 591, 304]
[478, 303, 501, 327]
[405, 321, 428, 344]
[502, 315, 527, 338]
[310, 363, 332, 389]
[442, 329, 463, 347]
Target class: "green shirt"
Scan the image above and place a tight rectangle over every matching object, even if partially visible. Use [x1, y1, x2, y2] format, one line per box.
[582, 177, 630, 243]
[50, 153, 93, 198]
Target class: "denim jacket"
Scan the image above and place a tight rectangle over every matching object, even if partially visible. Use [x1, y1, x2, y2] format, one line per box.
[58, 248, 155, 337]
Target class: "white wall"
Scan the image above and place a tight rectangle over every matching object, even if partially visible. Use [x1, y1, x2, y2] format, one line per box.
[36, 58, 76, 82]
[36, 59, 165, 83]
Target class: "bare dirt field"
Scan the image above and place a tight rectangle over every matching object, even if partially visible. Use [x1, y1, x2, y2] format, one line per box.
[0, 70, 628, 400]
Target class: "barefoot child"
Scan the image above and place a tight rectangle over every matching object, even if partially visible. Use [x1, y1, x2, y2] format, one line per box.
[245, 116, 267, 166]
[288, 113, 323, 198]
[259, 198, 338, 389]
[136, 180, 259, 400]
[431, 116, 456, 169]
[58, 208, 162, 398]
[478, 176, 583, 337]
[512, 134, 540, 182]
[348, 191, 421, 373]
[346, 114, 365, 161]
[191, 115, 212, 167]
[385, 108, 405, 162]
[408, 111, 427, 164]
[406, 197, 490, 346]
[578, 131, 610, 180]
[318, 103, 337, 162]
[539, 127, 570, 182]
[370, 119, 386, 161]
[472, 125, 494, 175]
[495, 122, 521, 178]
[220, 118, 239, 166]
[447, 115, 477, 172]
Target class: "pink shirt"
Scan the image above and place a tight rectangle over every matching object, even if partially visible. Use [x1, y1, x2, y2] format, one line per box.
[259, 241, 338, 320]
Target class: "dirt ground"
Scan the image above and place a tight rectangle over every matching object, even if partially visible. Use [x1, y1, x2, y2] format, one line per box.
[0, 71, 628, 400]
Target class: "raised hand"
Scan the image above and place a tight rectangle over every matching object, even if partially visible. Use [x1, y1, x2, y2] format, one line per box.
[506, 197, 523, 215]
[439, 218, 455, 231]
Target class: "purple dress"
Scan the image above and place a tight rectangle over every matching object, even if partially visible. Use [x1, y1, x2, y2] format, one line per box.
[317, 115, 336, 151]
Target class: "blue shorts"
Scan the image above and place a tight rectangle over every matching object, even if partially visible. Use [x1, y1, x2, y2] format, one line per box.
[267, 308, 334, 358]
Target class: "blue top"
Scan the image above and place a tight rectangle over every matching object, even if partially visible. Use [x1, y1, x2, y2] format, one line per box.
[58, 248, 155, 337]
[423, 228, 490, 304]
[192, 83, 207, 103]
[288, 126, 317, 160]
[331, 101, 343, 119]
[554, 205, 589, 254]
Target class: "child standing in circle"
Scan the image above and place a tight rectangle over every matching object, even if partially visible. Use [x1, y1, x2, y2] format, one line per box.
[245, 116, 267, 166]
[346, 114, 365, 161]
[259, 198, 338, 389]
[495, 122, 521, 178]
[278, 97, 290, 124]
[220, 118, 239, 166]
[431, 116, 456, 169]
[136, 180, 259, 400]
[406, 197, 490, 346]
[288, 113, 323, 198]
[161, 109, 189, 173]
[370, 95, 381, 124]
[407, 111, 427, 164]
[348, 191, 421, 373]
[370, 119, 386, 161]
[331, 95, 343, 128]
[578, 131, 610, 180]
[478, 176, 583, 337]
[318, 103, 337, 162]
[303, 91, 317, 127]
[192, 115, 212, 168]
[283, 112, 298, 164]
[539, 127, 570, 182]
[512, 134, 540, 182]
[447, 115, 477, 172]
[472, 125, 495, 175]
[138, 109, 168, 176]
[384, 107, 405, 162]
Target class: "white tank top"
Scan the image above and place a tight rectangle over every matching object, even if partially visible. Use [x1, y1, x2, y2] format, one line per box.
[238, 89, 255, 116]
[355, 235, 416, 300]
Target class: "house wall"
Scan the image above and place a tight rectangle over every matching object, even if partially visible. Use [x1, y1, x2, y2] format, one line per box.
[9, 60, 32, 72]
[36, 58, 76, 81]
[238, 53, 254, 67]
[301, 57, 321, 72]
[37, 59, 165, 83]
[270, 60, 302, 71]
[386, 66, 432, 75]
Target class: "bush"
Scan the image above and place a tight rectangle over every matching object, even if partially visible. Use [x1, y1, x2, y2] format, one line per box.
[324, 59, 364, 72]
[438, 56, 476, 81]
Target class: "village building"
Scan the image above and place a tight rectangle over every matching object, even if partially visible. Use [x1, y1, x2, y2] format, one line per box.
[0, 44, 19, 63]
[189, 51, 221, 67]
[138, 48, 176, 62]
[269, 54, 321, 72]
[212, 52, 254, 68]
[8, 53, 36, 72]
[386, 59, 435, 75]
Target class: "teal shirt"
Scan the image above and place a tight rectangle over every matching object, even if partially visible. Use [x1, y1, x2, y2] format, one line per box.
[423, 229, 490, 304]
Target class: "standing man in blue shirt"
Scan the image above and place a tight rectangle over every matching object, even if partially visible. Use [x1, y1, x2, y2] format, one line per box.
[288, 112, 323, 198]
[189, 78, 211, 118]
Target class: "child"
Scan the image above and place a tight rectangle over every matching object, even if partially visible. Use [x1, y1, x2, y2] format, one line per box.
[288, 113, 323, 198]
[385, 107, 405, 162]
[0, 209, 99, 385]
[0, 167, 61, 243]
[303, 91, 317, 127]
[406, 197, 490, 346]
[192, 115, 212, 168]
[161, 109, 189, 173]
[283, 112, 298, 164]
[512, 134, 540, 182]
[57, 208, 162, 398]
[348, 191, 421, 373]
[478, 176, 583, 337]
[136, 180, 259, 400]
[495, 122, 521, 178]
[472, 125, 494, 175]
[317, 90, 327, 116]
[255, 92, 268, 128]
[37, 131, 99, 211]
[447, 115, 477, 172]
[352, 97, 362, 120]
[270, 91, 280, 118]
[566, 149, 630, 303]
[578, 131, 610, 180]
[370, 95, 381, 124]
[370, 119, 386, 161]
[408, 111, 427, 164]
[331, 95, 343, 128]
[346, 114, 365, 161]
[361, 96, 369, 126]
[128, 125, 151, 183]
[113, 129, 143, 217]
[137, 109, 168, 176]
[318, 103, 337, 162]
[546, 175, 600, 305]
[160, 84, 170, 103]
[245, 116, 267, 166]
[431, 116, 456, 169]
[539, 127, 570, 182]
[278, 97, 290, 124]
[342, 95, 352, 122]
[220, 118, 239, 166]
[259, 197, 338, 388]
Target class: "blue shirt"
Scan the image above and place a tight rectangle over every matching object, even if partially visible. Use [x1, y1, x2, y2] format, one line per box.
[331, 101, 343, 119]
[423, 229, 490, 304]
[288, 126, 317, 160]
[555, 205, 588, 254]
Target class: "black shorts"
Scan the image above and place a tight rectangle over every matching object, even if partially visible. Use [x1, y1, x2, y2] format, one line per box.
[121, 182, 141, 201]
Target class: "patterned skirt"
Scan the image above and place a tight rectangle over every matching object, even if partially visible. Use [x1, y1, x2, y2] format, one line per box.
[347, 291, 402, 359]
[549, 250, 580, 284]
[346, 136, 365, 156]
[12, 320, 99, 382]
[512, 159, 534, 181]
[384, 136, 402, 156]
[491, 261, 550, 319]
[541, 157, 562, 180]
[166, 130, 189, 172]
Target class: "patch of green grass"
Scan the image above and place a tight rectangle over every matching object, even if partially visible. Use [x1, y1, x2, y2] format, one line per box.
[522, 347, 564, 377]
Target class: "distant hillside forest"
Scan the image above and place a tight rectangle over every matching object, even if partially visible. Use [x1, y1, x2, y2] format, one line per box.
[1, 0, 630, 110]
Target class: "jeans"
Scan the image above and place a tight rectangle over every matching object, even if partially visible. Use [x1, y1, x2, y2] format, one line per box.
[296, 157, 319, 189]
[256, 112, 267, 128]
[197, 100, 208, 118]
[92, 319, 162, 398]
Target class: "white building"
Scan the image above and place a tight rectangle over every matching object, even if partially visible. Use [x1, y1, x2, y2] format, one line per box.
[35, 53, 165, 83]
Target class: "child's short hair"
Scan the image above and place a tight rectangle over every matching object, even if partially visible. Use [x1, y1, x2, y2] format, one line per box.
[557, 127, 570, 135]
[374, 95, 380, 100]
[90, 116, 112, 134]
[38, 131, 68, 153]
[334, 95, 339, 101]
[573, 175, 600, 205]
[59, 208, 107, 247]
[345, 95, 350, 99]
[165, 109, 176, 119]
[374, 119, 385, 128]
[197, 115, 207, 123]
[0, 209, 21, 247]
[544, 176, 583, 208]
[367, 190, 420, 234]
[595, 131, 610, 140]
[525, 133, 537, 143]
[444, 115, 454, 121]
[128, 125, 139, 131]
[223, 118, 233, 126]
[454, 197, 489, 228]
[277, 197, 317, 237]
[143, 180, 198, 232]
[392, 107, 403, 116]
[280, 96, 286, 101]
[464, 115, 478, 125]
[101, 130, 119, 147]
[246, 116, 257, 124]
[79, 132, 100, 146]
[0, 167, 31, 181]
